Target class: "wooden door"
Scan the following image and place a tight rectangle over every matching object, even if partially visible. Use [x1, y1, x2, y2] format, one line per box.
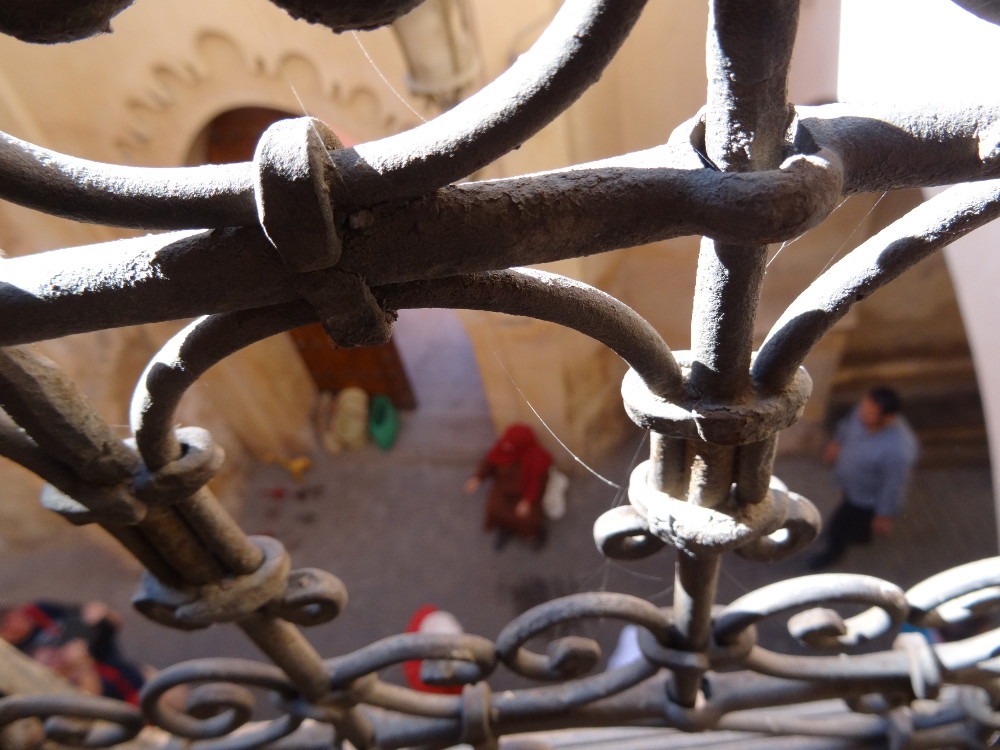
[202, 107, 417, 409]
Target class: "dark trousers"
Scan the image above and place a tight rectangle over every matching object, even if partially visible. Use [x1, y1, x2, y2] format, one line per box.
[813, 497, 874, 566]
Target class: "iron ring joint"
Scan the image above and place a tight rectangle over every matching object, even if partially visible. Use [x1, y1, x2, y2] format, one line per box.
[622, 352, 811, 445]
[253, 116, 392, 348]
[735, 483, 822, 562]
[628, 461, 788, 555]
[593, 503, 666, 560]
[133, 536, 291, 629]
[459, 682, 496, 748]
[133, 426, 224, 506]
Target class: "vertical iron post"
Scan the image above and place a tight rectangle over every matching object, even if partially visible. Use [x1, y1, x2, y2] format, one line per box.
[665, 0, 801, 707]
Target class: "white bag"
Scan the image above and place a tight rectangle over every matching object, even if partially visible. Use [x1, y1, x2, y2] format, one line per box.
[542, 466, 569, 520]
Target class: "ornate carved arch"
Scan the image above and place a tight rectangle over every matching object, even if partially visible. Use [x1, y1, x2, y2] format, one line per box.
[112, 28, 423, 166]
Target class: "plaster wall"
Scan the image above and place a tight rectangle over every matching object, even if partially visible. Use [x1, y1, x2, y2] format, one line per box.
[0, 0, 429, 547]
[944, 220, 1000, 547]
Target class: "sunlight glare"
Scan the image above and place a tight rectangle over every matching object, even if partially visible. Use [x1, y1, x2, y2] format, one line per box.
[839, 0, 1000, 103]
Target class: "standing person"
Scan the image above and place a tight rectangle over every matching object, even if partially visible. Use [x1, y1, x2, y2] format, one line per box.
[808, 387, 919, 570]
[464, 424, 552, 550]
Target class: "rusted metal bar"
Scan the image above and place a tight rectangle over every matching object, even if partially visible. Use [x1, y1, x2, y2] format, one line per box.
[690, 0, 800, 401]
[648, 432, 687, 499]
[131, 304, 313, 463]
[103, 524, 185, 589]
[668, 553, 720, 705]
[334, 0, 650, 206]
[0, 151, 845, 347]
[734, 437, 777, 505]
[237, 615, 332, 704]
[795, 103, 1000, 194]
[133, 506, 225, 585]
[0, 341, 335, 720]
[0, 348, 138, 486]
[754, 178, 1000, 392]
[378, 270, 683, 399]
[0, 1, 646, 228]
[685, 440, 734, 509]
[671, 0, 801, 708]
[0, 97, 997, 236]
[171, 494, 264, 576]
[0, 134, 253, 228]
[0, 348, 224, 585]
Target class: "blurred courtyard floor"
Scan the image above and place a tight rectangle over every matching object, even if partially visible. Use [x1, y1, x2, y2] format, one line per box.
[0, 307, 995, 697]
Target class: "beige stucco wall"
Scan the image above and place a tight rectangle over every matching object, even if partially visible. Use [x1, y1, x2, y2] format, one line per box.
[0, 0, 429, 547]
[943, 214, 1000, 545]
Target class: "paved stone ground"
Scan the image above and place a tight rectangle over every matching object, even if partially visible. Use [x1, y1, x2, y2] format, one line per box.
[0, 307, 996, 702]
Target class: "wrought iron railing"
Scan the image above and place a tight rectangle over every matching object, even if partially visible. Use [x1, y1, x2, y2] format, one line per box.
[0, 1, 998, 748]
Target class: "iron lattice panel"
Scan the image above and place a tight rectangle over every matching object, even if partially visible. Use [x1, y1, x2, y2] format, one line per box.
[0, 1, 997, 748]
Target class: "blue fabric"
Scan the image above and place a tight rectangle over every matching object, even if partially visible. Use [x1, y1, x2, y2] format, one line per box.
[832, 408, 919, 517]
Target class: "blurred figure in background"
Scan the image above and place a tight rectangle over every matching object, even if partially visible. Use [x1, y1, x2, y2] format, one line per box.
[809, 387, 919, 570]
[1, 600, 146, 704]
[465, 424, 552, 550]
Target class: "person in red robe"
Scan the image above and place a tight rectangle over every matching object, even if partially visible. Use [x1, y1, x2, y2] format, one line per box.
[464, 424, 552, 550]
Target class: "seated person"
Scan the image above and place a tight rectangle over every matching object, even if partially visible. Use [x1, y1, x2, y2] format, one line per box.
[1, 600, 145, 704]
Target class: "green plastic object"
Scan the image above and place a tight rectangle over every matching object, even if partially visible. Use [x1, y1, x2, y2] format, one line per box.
[368, 393, 399, 450]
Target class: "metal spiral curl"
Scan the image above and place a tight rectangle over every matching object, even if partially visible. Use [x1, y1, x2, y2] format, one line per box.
[267, 568, 349, 627]
[905, 556, 1000, 629]
[734, 479, 822, 562]
[2, 559, 995, 748]
[2, 1, 1000, 747]
[140, 658, 301, 743]
[714, 573, 909, 650]
[592, 503, 667, 560]
[495, 591, 671, 681]
[325, 631, 498, 694]
[0, 694, 144, 748]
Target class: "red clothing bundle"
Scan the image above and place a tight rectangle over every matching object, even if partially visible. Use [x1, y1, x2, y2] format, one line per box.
[476, 424, 552, 540]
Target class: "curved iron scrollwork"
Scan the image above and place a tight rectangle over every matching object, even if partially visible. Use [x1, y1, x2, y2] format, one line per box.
[0, 694, 145, 748]
[2, 563, 998, 748]
[0, 0, 998, 748]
